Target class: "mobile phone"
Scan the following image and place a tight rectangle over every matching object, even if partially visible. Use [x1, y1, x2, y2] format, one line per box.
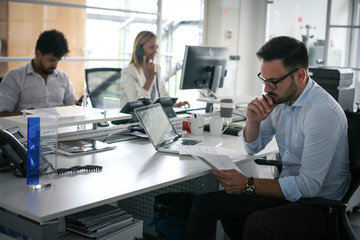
[135, 45, 148, 63]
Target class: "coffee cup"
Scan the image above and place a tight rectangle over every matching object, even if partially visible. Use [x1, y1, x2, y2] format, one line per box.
[220, 98, 234, 120]
[190, 115, 204, 136]
[210, 116, 229, 137]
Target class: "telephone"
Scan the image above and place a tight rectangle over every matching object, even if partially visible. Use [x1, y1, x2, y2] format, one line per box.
[135, 45, 145, 61]
[112, 98, 151, 125]
[0, 127, 53, 177]
[154, 97, 178, 118]
[112, 97, 177, 125]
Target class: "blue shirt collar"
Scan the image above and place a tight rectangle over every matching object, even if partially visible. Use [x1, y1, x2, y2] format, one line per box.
[289, 77, 314, 107]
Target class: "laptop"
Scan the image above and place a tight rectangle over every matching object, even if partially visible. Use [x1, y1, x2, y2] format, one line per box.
[134, 103, 201, 153]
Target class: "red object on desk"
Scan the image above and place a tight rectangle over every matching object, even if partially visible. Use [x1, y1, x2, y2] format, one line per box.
[182, 116, 191, 133]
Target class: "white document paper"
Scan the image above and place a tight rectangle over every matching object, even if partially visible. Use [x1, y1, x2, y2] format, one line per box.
[179, 145, 242, 171]
[179, 145, 246, 160]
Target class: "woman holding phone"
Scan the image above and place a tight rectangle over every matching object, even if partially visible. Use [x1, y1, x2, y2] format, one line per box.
[120, 31, 188, 108]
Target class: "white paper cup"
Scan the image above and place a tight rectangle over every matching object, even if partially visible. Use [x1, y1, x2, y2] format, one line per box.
[190, 116, 204, 136]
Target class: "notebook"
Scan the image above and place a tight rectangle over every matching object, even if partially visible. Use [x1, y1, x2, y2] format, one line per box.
[134, 103, 201, 153]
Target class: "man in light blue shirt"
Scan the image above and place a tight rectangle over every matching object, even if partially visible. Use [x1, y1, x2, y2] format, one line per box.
[185, 36, 350, 240]
[243, 76, 349, 202]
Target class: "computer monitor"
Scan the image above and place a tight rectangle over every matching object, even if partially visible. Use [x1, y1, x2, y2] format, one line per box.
[180, 45, 229, 96]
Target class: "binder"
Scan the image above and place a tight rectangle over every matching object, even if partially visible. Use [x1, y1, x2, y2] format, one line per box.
[65, 204, 138, 239]
[204, 124, 242, 136]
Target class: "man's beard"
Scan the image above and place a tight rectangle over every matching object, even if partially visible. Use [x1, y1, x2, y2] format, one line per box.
[39, 60, 55, 75]
[268, 78, 298, 105]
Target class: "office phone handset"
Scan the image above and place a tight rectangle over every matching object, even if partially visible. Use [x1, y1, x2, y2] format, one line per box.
[0, 128, 56, 177]
[0, 128, 103, 177]
[154, 97, 177, 118]
[0, 129, 27, 176]
[136, 45, 146, 62]
[112, 97, 177, 125]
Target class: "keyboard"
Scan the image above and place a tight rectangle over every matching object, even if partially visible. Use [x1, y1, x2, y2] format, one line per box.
[163, 138, 201, 150]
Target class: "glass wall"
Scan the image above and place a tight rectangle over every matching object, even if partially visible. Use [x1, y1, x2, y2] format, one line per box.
[0, 0, 204, 102]
[84, 0, 204, 102]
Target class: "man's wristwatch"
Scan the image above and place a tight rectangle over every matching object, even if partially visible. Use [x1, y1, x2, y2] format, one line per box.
[245, 177, 255, 195]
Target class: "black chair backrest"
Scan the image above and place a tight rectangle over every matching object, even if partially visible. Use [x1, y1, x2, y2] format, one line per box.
[85, 68, 122, 109]
[343, 111, 360, 202]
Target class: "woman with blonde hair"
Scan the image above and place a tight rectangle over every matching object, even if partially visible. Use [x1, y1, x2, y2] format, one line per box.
[120, 31, 188, 108]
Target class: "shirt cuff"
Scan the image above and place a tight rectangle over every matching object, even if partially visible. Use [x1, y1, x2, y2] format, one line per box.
[138, 88, 150, 98]
[241, 129, 262, 154]
[278, 176, 302, 202]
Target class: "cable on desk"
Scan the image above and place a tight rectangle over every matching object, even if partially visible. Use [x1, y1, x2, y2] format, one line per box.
[233, 106, 247, 121]
[14, 165, 103, 178]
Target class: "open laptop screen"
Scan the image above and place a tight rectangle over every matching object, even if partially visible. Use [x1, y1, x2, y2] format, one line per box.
[134, 104, 178, 149]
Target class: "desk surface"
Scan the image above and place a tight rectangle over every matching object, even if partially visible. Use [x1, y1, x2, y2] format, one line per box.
[197, 95, 256, 105]
[0, 132, 278, 224]
[0, 106, 131, 129]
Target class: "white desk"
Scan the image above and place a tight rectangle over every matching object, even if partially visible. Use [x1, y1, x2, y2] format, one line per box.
[197, 95, 257, 105]
[0, 132, 278, 239]
[0, 106, 131, 129]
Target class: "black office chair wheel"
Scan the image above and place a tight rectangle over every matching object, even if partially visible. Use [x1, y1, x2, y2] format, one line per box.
[356, 102, 360, 113]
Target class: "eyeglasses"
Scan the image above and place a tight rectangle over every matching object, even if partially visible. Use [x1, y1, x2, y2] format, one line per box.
[257, 68, 300, 89]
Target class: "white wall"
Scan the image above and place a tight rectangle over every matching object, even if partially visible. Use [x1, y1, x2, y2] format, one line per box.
[267, 0, 327, 42]
[236, 0, 267, 96]
[203, 0, 268, 98]
[203, 0, 241, 97]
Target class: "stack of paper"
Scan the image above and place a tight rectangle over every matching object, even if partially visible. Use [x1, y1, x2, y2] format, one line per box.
[179, 145, 243, 172]
[65, 204, 135, 239]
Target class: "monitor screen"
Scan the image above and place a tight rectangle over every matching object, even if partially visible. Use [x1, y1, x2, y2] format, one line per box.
[179, 45, 229, 93]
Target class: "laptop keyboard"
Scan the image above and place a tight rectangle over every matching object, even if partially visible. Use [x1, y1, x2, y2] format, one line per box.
[180, 139, 200, 145]
[163, 138, 200, 150]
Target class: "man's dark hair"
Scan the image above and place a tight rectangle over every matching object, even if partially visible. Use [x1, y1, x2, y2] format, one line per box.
[35, 29, 69, 58]
[256, 36, 309, 71]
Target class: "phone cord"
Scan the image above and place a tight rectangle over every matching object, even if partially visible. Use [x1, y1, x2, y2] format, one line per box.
[155, 72, 160, 99]
[14, 165, 103, 178]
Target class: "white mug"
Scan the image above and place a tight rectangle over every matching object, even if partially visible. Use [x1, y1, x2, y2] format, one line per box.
[190, 116, 204, 136]
[210, 117, 229, 137]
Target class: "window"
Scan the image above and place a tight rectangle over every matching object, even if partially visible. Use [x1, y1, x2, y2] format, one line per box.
[0, 0, 204, 103]
[266, 0, 360, 106]
[324, 0, 360, 104]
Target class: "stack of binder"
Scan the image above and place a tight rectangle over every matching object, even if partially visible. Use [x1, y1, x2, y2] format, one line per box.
[65, 204, 136, 239]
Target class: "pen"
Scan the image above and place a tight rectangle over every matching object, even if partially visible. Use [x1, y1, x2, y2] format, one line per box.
[262, 94, 270, 105]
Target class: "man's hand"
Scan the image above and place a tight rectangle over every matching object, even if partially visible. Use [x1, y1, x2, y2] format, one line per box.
[246, 94, 277, 124]
[211, 169, 248, 194]
[243, 94, 277, 143]
[212, 169, 285, 199]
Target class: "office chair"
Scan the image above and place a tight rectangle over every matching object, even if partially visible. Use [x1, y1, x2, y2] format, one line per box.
[85, 68, 122, 109]
[255, 110, 360, 240]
